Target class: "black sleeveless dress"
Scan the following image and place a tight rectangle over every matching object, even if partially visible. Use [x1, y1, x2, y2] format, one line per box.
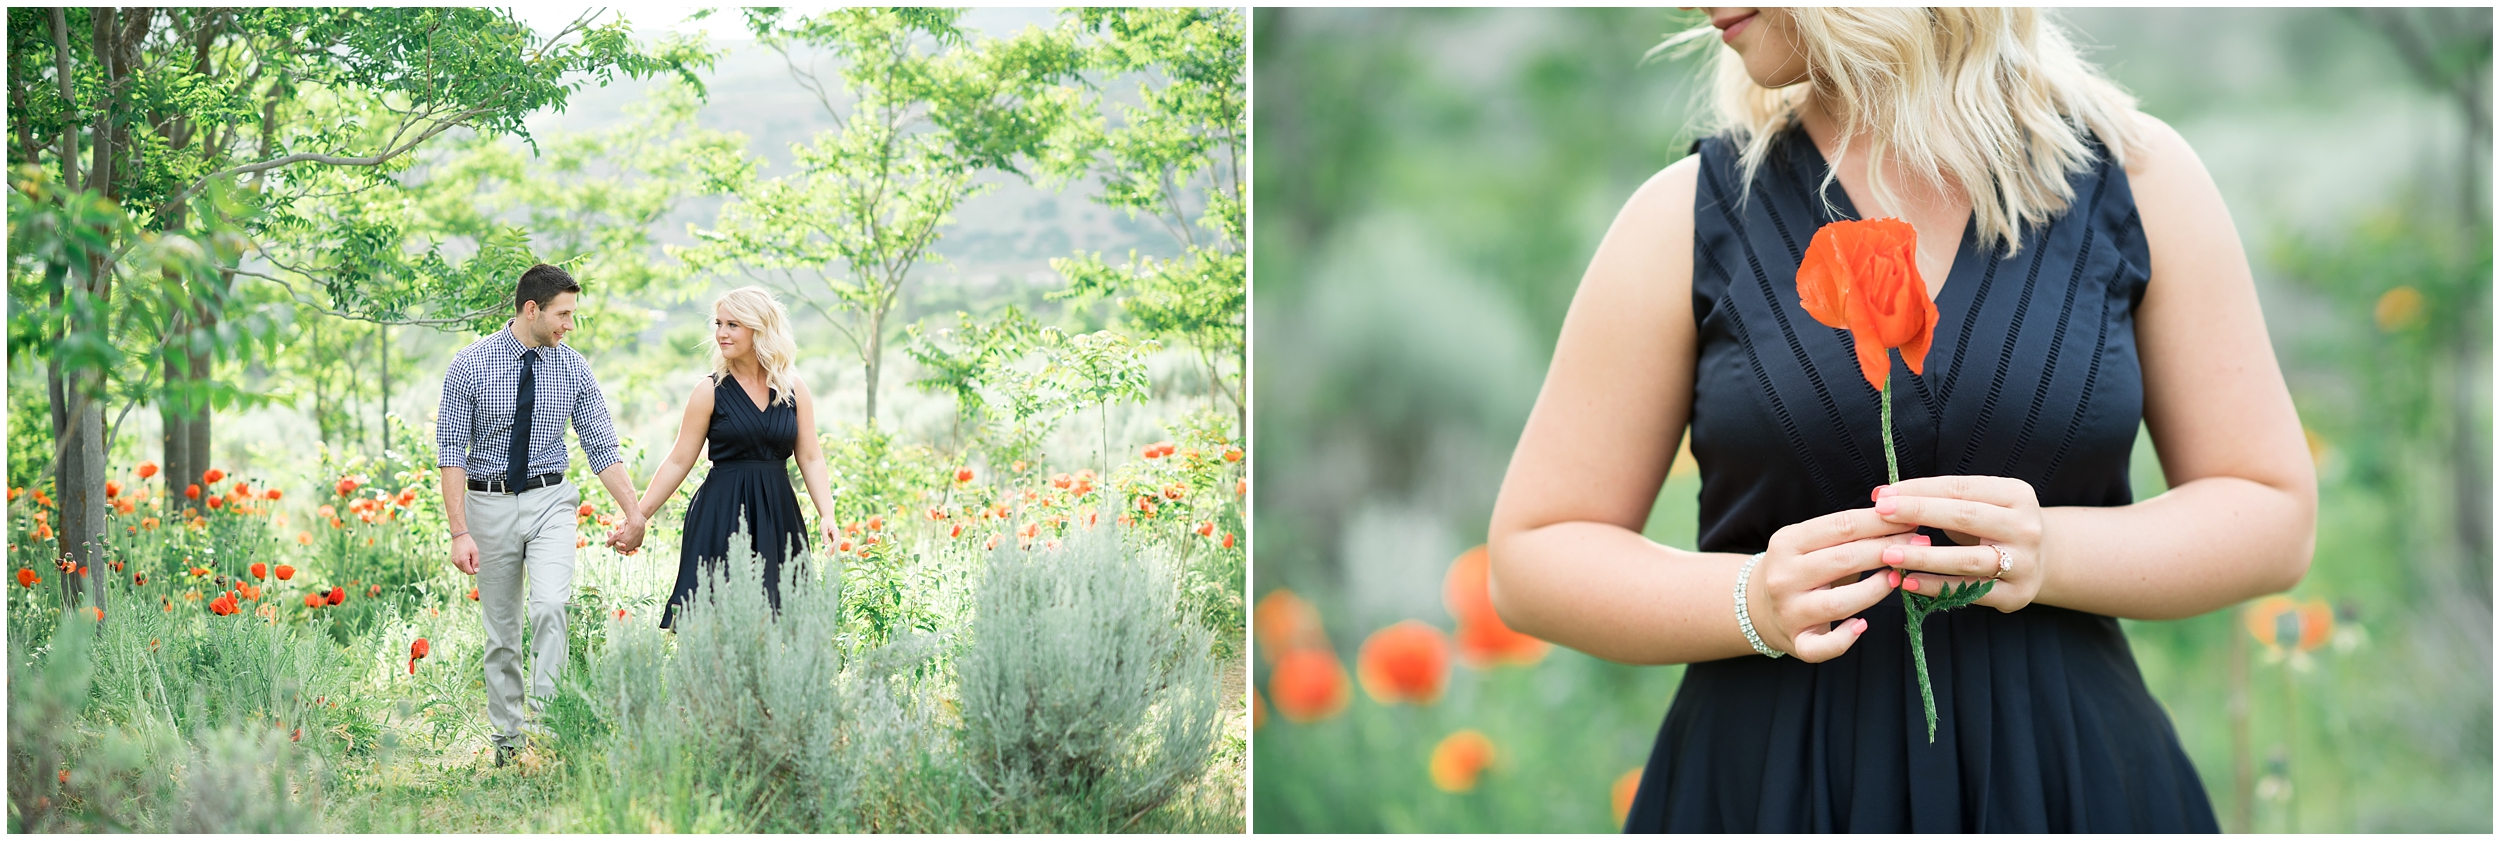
[659, 373, 812, 630]
[1621, 125, 2218, 832]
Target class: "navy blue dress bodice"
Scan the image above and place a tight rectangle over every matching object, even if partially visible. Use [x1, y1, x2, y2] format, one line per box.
[660, 373, 810, 629]
[1622, 124, 2216, 832]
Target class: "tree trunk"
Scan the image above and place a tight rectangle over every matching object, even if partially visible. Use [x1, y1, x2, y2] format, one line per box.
[863, 309, 883, 428]
[162, 282, 216, 514]
[57, 369, 108, 611]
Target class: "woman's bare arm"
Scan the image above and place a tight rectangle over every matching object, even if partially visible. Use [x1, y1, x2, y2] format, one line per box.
[1882, 113, 2316, 619]
[790, 379, 838, 532]
[1489, 155, 1906, 666]
[634, 378, 715, 521]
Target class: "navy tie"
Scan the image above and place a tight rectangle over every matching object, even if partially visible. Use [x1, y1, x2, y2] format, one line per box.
[509, 348, 539, 488]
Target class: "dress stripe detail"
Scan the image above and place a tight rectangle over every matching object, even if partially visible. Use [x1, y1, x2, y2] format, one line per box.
[2002, 172, 2110, 477]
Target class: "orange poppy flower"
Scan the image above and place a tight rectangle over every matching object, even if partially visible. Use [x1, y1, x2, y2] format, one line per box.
[202, 468, 225, 485]
[867, 515, 884, 531]
[1142, 444, 1163, 460]
[231, 481, 250, 497]
[1195, 521, 1215, 537]
[1251, 689, 1267, 730]
[105, 480, 122, 499]
[265, 488, 283, 501]
[305, 593, 324, 608]
[955, 467, 974, 484]
[32, 524, 51, 541]
[335, 477, 359, 497]
[1222, 532, 1236, 549]
[410, 638, 430, 674]
[1442, 545, 1550, 667]
[250, 563, 268, 581]
[468, 587, 479, 601]
[1254, 589, 1326, 660]
[326, 586, 345, 606]
[184, 484, 202, 500]
[1794, 217, 1938, 391]
[1612, 768, 1643, 825]
[368, 584, 381, 597]
[141, 517, 159, 531]
[1268, 647, 1351, 724]
[949, 523, 963, 538]
[1428, 730, 1496, 792]
[15, 569, 36, 588]
[274, 564, 295, 580]
[1356, 620, 1451, 705]
[137, 462, 159, 479]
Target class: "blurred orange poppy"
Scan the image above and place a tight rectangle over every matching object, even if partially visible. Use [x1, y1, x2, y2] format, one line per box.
[1428, 730, 1496, 792]
[274, 564, 295, 580]
[137, 462, 158, 479]
[1254, 589, 1326, 661]
[202, 468, 225, 485]
[105, 480, 122, 499]
[1251, 689, 1267, 730]
[250, 562, 267, 581]
[1443, 545, 1551, 667]
[1356, 620, 1451, 705]
[1612, 768, 1643, 825]
[1268, 648, 1351, 724]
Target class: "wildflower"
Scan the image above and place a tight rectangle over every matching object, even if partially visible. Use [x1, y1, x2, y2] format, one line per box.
[14, 569, 34, 589]
[142, 517, 158, 531]
[1268, 648, 1351, 723]
[335, 476, 360, 497]
[1143, 443, 1163, 460]
[1443, 546, 1550, 667]
[87, 606, 102, 622]
[1164, 483, 1185, 501]
[1224, 446, 1244, 463]
[577, 503, 595, 518]
[266, 488, 283, 501]
[468, 588, 479, 601]
[1357, 620, 1452, 705]
[1052, 473, 1072, 490]
[137, 462, 159, 479]
[250, 562, 268, 581]
[948, 523, 963, 538]
[613, 608, 628, 620]
[1252, 690, 1267, 730]
[231, 480, 250, 497]
[207, 497, 224, 511]
[984, 534, 1000, 551]
[106, 480, 122, 499]
[297, 532, 312, 546]
[369, 584, 381, 597]
[1223, 532, 1237, 549]
[867, 515, 884, 531]
[133, 572, 145, 586]
[256, 603, 275, 620]
[1196, 521, 1215, 537]
[316, 504, 336, 519]
[5, 487, 16, 501]
[32, 524, 52, 540]
[1612, 768, 1643, 825]
[839, 540, 853, 553]
[33, 489, 51, 506]
[1237, 479, 1246, 497]
[274, 564, 295, 580]
[304, 593, 324, 608]
[238, 583, 260, 601]
[955, 467, 974, 484]
[203, 468, 225, 484]
[326, 586, 345, 606]
[1256, 589, 1326, 661]
[409, 638, 430, 674]
[1429, 730, 1496, 792]
[292, 728, 302, 742]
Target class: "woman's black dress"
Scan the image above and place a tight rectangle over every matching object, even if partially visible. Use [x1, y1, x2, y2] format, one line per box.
[660, 373, 811, 630]
[1622, 125, 2218, 832]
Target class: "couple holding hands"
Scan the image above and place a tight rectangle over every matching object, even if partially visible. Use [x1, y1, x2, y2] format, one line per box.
[434, 264, 831, 765]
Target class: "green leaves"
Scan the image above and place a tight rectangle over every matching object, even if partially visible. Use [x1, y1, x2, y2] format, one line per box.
[1903, 577, 1996, 743]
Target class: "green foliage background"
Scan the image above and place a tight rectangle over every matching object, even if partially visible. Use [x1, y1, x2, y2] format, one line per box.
[1251, 7, 2490, 833]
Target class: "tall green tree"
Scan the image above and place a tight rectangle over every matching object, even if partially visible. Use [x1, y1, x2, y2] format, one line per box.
[4, 7, 691, 609]
[1044, 8, 1245, 434]
[680, 7, 1086, 428]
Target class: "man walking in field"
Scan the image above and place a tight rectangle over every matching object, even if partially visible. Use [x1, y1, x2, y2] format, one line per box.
[436, 264, 647, 767]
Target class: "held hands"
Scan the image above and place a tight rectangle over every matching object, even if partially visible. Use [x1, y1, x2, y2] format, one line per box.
[604, 510, 649, 555]
[1871, 476, 2047, 614]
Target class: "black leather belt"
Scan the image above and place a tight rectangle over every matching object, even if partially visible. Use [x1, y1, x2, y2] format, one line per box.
[468, 472, 565, 494]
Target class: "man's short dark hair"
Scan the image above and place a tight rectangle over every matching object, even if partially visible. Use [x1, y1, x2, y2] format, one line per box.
[515, 264, 581, 315]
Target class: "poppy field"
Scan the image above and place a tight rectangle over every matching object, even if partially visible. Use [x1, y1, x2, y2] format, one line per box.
[8, 7, 1245, 833]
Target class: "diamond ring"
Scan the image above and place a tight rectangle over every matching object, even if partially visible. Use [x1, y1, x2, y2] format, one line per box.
[1990, 544, 2012, 579]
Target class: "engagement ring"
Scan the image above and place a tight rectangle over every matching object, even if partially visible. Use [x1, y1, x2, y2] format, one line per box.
[1991, 544, 2012, 579]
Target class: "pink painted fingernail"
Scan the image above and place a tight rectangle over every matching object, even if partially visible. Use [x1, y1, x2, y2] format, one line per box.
[1887, 569, 1901, 588]
[1904, 577, 1920, 592]
[1870, 485, 1887, 502]
[1877, 485, 1898, 498]
[1910, 534, 1931, 546]
[1852, 618, 1869, 633]
[1874, 497, 1898, 515]
[1882, 546, 1905, 565]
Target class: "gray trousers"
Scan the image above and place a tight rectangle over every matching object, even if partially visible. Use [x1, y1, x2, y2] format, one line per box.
[466, 481, 578, 749]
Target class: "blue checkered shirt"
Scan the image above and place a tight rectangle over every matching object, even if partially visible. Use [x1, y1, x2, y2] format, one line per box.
[435, 324, 623, 479]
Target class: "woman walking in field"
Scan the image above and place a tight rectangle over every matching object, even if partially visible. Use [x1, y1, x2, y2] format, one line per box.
[623, 286, 840, 629]
[1487, 7, 2313, 831]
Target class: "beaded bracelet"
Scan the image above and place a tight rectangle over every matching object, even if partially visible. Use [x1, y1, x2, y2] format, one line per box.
[1734, 551, 1785, 659]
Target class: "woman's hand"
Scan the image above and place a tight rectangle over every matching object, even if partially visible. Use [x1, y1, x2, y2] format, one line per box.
[1872, 476, 2046, 613]
[1751, 508, 1917, 662]
[818, 517, 841, 552]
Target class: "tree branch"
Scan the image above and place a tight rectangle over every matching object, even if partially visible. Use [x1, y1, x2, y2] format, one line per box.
[228, 267, 498, 327]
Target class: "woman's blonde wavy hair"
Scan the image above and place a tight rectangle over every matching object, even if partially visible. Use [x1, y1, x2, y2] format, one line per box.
[708, 286, 800, 407]
[1664, 8, 2142, 256]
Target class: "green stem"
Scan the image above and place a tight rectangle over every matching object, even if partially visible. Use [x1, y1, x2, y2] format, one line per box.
[1886, 353, 1941, 742]
[1880, 372, 1900, 486]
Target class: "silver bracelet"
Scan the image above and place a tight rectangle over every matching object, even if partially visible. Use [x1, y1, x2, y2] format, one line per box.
[1735, 551, 1786, 659]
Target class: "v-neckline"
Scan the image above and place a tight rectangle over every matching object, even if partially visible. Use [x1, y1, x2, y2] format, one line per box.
[721, 372, 773, 414]
[1785, 125, 1987, 394]
[1789, 124, 1976, 306]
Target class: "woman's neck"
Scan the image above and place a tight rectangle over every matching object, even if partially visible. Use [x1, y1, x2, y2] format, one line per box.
[725, 356, 765, 383]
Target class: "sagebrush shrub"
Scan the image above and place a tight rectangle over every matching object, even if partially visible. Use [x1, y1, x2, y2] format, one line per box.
[956, 526, 1220, 815]
[666, 516, 851, 823]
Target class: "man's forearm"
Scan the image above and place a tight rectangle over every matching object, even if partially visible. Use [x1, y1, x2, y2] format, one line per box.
[441, 467, 470, 534]
[596, 463, 640, 522]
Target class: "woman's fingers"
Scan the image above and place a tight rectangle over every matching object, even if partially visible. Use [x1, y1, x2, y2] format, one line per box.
[1882, 542, 2004, 579]
[1881, 475, 2037, 509]
[1789, 616, 1872, 663]
[1771, 506, 1918, 558]
[1874, 493, 2035, 544]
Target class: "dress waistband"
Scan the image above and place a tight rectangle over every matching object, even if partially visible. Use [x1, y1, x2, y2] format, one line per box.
[709, 459, 785, 467]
